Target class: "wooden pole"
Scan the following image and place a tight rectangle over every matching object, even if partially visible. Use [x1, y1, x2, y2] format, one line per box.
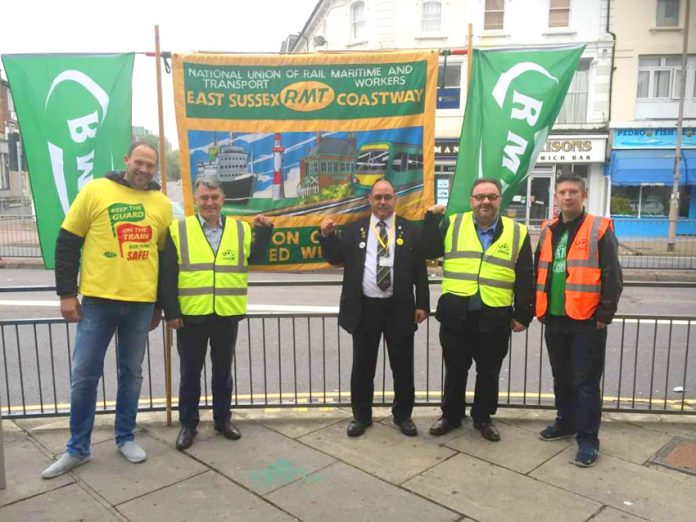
[466, 23, 474, 94]
[155, 25, 168, 193]
[154, 25, 173, 426]
[164, 325, 173, 426]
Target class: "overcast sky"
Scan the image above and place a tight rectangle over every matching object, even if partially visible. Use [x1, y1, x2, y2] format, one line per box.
[0, 0, 318, 147]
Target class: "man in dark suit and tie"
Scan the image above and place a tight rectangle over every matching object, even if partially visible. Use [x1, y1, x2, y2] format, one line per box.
[319, 179, 429, 437]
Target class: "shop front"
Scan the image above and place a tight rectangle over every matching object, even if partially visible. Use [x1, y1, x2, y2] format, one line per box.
[434, 136, 609, 229]
[608, 128, 696, 237]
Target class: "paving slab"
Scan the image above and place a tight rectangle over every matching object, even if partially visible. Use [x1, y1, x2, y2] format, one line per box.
[0, 483, 120, 521]
[0, 435, 72, 507]
[119, 470, 294, 521]
[599, 419, 674, 465]
[445, 420, 572, 474]
[403, 453, 600, 522]
[186, 420, 335, 495]
[267, 461, 459, 522]
[239, 406, 350, 438]
[1, 420, 21, 433]
[299, 416, 455, 484]
[140, 412, 218, 448]
[590, 506, 652, 522]
[530, 446, 696, 521]
[73, 433, 207, 505]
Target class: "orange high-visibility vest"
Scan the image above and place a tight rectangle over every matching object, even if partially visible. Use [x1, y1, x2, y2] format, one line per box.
[536, 214, 613, 320]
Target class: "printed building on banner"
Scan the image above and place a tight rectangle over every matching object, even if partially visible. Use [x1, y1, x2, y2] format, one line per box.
[607, 0, 696, 238]
[284, 0, 613, 229]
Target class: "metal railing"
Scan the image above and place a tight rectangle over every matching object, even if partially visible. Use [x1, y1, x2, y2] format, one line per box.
[1, 286, 694, 418]
[2, 209, 696, 269]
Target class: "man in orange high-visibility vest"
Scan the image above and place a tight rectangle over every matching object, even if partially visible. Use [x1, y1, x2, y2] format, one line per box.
[535, 174, 623, 468]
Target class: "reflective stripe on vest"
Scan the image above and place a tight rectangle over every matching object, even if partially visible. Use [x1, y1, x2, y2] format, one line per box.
[535, 214, 612, 320]
[442, 212, 527, 307]
[169, 216, 251, 316]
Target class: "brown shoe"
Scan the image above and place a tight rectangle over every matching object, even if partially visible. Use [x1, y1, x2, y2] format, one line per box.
[474, 421, 500, 442]
[429, 417, 461, 436]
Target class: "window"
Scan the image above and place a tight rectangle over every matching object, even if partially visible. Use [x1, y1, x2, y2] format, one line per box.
[422, 1, 441, 32]
[656, 0, 680, 27]
[484, 0, 505, 30]
[438, 62, 462, 88]
[549, 0, 570, 28]
[637, 55, 695, 100]
[0, 153, 9, 190]
[611, 185, 683, 217]
[557, 59, 590, 124]
[351, 1, 366, 41]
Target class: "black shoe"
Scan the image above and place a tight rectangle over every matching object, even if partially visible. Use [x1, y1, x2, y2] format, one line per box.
[474, 420, 501, 442]
[347, 418, 372, 437]
[175, 425, 197, 450]
[215, 421, 241, 440]
[394, 418, 418, 437]
[429, 417, 461, 436]
[574, 443, 599, 467]
[539, 423, 576, 441]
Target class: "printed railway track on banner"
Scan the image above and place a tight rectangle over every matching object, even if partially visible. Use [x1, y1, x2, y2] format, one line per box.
[267, 183, 423, 216]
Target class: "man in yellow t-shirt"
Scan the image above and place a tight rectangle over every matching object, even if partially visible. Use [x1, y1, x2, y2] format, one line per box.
[42, 141, 172, 479]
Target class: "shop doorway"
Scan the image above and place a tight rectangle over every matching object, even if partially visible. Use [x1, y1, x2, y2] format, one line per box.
[505, 168, 555, 228]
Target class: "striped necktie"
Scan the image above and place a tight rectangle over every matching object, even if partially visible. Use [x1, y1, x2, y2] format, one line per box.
[376, 220, 391, 291]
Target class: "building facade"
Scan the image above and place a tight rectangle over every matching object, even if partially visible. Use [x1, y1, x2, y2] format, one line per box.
[609, 0, 696, 236]
[285, 0, 613, 226]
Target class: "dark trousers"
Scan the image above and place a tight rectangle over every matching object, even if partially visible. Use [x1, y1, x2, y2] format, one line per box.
[176, 316, 238, 427]
[351, 297, 415, 423]
[440, 312, 511, 424]
[544, 316, 607, 448]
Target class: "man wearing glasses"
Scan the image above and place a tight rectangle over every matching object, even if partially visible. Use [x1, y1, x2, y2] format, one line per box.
[319, 179, 429, 437]
[423, 178, 534, 441]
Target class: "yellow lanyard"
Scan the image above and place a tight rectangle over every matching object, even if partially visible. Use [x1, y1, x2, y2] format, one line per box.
[371, 219, 394, 251]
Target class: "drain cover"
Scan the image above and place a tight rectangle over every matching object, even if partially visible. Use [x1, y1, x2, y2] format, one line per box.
[652, 437, 696, 476]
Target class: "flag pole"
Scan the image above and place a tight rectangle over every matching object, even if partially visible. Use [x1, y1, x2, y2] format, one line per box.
[154, 24, 173, 426]
[466, 23, 474, 94]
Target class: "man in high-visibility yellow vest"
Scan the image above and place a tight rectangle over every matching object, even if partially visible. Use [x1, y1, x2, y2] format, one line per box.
[423, 178, 534, 442]
[159, 177, 272, 450]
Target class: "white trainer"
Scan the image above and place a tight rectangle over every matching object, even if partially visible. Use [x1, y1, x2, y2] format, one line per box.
[41, 452, 89, 479]
[117, 441, 147, 463]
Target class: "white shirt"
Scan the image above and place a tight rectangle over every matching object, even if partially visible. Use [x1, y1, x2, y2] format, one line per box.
[198, 213, 223, 253]
[362, 213, 395, 298]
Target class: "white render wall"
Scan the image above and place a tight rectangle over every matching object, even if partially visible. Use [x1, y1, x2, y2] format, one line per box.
[610, 0, 696, 125]
[292, 0, 611, 137]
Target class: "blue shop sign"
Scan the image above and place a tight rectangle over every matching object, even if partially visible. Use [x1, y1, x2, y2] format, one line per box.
[437, 87, 461, 109]
[613, 128, 696, 149]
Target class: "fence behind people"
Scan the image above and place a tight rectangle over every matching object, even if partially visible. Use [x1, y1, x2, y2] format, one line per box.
[2, 206, 695, 269]
[0, 284, 694, 418]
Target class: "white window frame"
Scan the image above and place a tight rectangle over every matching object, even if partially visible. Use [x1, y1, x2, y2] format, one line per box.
[421, 0, 442, 33]
[548, 0, 570, 28]
[556, 59, 590, 124]
[656, 0, 680, 27]
[484, 0, 505, 31]
[637, 55, 695, 101]
[351, 1, 366, 41]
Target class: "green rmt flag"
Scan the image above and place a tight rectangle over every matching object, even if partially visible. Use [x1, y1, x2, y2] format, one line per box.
[447, 45, 585, 215]
[1, 53, 135, 268]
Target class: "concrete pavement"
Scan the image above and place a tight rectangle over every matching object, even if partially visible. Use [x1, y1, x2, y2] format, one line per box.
[2, 407, 695, 521]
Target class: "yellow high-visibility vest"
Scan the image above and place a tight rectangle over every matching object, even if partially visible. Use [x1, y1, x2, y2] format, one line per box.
[169, 216, 251, 316]
[442, 212, 527, 307]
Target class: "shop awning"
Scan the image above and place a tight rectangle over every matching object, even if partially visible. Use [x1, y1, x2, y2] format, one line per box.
[609, 149, 694, 185]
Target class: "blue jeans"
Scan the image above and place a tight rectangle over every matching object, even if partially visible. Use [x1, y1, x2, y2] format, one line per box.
[544, 316, 607, 448]
[67, 297, 154, 458]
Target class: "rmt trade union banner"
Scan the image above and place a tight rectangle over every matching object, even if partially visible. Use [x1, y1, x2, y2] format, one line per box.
[447, 46, 584, 215]
[172, 51, 437, 270]
[1, 53, 135, 268]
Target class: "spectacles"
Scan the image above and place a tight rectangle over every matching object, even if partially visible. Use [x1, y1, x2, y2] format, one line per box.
[372, 194, 394, 201]
[471, 193, 500, 202]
